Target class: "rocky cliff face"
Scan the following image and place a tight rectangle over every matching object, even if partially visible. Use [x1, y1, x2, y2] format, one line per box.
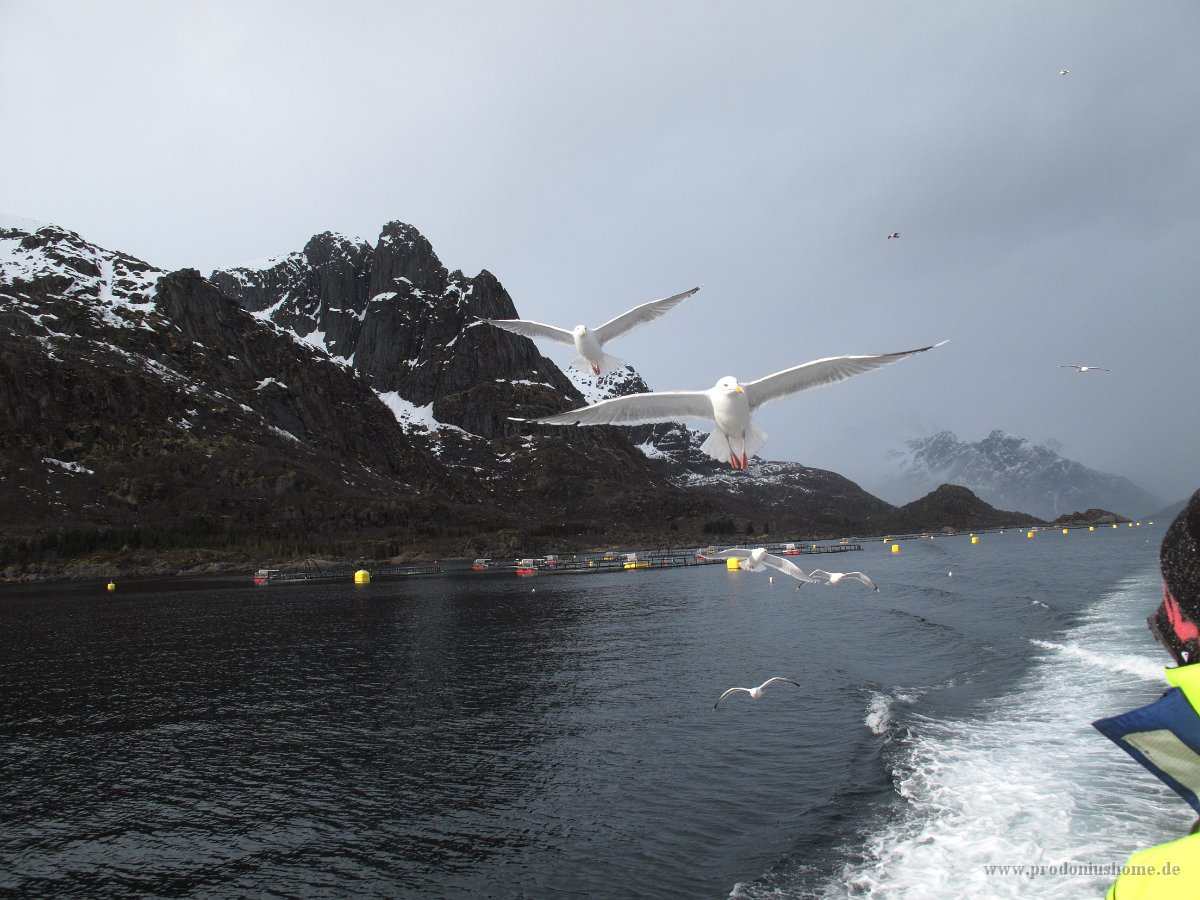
[210, 222, 586, 439]
[0, 222, 456, 550]
[1, 220, 714, 562]
[209, 221, 704, 528]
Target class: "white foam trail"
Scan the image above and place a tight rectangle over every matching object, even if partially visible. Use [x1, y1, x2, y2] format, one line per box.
[865, 691, 921, 736]
[1030, 638, 1166, 685]
[826, 572, 1179, 899]
[864, 692, 892, 735]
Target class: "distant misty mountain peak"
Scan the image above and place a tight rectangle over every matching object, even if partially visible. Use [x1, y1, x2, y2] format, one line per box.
[876, 429, 1161, 519]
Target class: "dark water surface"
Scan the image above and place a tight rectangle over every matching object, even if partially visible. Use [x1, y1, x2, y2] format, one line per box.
[0, 527, 1165, 897]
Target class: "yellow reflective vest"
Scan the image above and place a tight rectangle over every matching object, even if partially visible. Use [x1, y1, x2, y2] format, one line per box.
[1109, 665, 1200, 898]
[1107, 833, 1196, 899]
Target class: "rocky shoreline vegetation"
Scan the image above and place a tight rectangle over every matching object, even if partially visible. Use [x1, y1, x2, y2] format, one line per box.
[3, 505, 1132, 585]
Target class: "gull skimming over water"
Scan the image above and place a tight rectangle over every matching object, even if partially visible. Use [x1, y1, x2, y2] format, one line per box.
[1060, 364, 1110, 374]
[808, 569, 880, 591]
[480, 286, 700, 376]
[713, 677, 801, 710]
[701, 547, 816, 582]
[512, 342, 946, 469]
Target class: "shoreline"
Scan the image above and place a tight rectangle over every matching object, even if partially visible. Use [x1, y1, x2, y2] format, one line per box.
[0, 517, 1130, 586]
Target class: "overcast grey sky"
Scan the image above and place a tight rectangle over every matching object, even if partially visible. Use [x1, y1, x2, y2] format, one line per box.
[3, 1, 1197, 503]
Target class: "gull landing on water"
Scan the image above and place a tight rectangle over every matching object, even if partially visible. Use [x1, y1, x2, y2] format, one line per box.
[1060, 364, 1110, 374]
[513, 342, 946, 469]
[480, 286, 700, 377]
[713, 677, 801, 710]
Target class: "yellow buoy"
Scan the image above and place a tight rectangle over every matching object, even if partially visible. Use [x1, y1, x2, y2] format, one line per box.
[106, 581, 116, 592]
[891, 543, 900, 554]
[1062, 528, 1069, 535]
[971, 536, 979, 544]
[1027, 531, 1035, 539]
[726, 557, 740, 571]
[1089, 526, 1095, 532]
[354, 569, 371, 585]
[1113, 524, 1118, 529]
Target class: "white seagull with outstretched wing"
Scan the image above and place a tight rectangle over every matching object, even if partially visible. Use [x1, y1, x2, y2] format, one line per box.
[512, 341, 946, 468]
[713, 676, 801, 710]
[481, 285, 700, 376]
[808, 569, 880, 590]
[701, 547, 817, 582]
[1060, 364, 1109, 374]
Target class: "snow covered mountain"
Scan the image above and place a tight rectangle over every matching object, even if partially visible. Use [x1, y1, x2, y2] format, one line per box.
[0, 219, 710, 558]
[1, 216, 1067, 569]
[210, 230, 894, 532]
[0, 220, 459, 551]
[874, 430, 1162, 520]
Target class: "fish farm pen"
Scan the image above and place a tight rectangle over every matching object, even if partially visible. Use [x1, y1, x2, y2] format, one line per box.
[252, 563, 441, 585]
[475, 542, 864, 578]
[251, 542, 864, 583]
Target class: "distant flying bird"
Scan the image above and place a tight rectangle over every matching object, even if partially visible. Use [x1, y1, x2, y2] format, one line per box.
[808, 569, 880, 591]
[1060, 364, 1110, 374]
[512, 342, 946, 469]
[480, 285, 700, 376]
[701, 547, 817, 582]
[887, 232, 900, 239]
[713, 676, 801, 710]
[1060, 68, 1070, 75]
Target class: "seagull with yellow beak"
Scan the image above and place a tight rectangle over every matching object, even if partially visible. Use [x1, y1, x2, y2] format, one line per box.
[512, 342, 946, 469]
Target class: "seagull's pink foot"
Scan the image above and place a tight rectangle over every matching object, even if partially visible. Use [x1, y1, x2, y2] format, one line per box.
[591, 365, 601, 375]
[741, 451, 749, 469]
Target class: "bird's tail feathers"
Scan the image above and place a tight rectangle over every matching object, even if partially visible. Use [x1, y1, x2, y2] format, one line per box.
[742, 423, 768, 462]
[570, 351, 625, 377]
[697, 424, 769, 466]
[698, 430, 727, 464]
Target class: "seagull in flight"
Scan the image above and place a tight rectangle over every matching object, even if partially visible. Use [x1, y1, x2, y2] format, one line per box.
[512, 342, 946, 469]
[701, 547, 817, 582]
[1060, 364, 1110, 374]
[1060, 68, 1070, 75]
[480, 285, 700, 377]
[808, 569, 880, 591]
[713, 676, 801, 710]
[887, 232, 900, 239]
